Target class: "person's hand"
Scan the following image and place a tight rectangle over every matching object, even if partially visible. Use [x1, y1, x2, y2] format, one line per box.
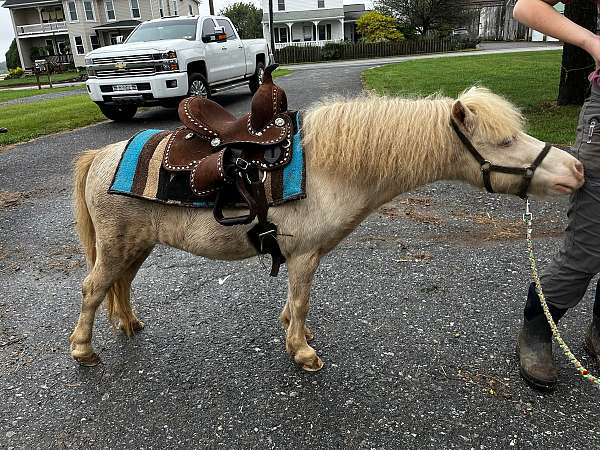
[583, 33, 600, 65]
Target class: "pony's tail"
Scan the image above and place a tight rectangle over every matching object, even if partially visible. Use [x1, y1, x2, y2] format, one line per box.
[73, 150, 98, 267]
[73, 149, 138, 336]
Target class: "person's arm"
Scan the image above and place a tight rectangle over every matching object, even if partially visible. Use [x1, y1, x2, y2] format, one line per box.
[513, 0, 600, 61]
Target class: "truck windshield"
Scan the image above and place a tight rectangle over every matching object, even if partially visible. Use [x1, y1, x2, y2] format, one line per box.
[126, 20, 197, 42]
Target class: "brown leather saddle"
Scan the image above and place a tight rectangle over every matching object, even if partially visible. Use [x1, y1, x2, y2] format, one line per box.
[161, 64, 296, 275]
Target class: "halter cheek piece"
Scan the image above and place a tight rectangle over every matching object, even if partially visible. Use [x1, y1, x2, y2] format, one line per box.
[450, 118, 552, 200]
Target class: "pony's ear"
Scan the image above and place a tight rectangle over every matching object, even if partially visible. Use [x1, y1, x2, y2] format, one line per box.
[451, 100, 476, 133]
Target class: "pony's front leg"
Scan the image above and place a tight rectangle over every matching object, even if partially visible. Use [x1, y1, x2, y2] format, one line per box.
[284, 252, 323, 371]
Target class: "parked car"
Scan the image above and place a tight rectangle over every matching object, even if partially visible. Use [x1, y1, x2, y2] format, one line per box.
[85, 15, 271, 121]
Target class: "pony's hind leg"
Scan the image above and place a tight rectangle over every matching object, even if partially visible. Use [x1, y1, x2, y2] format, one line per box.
[111, 247, 154, 336]
[69, 245, 150, 365]
[284, 252, 323, 371]
[69, 256, 125, 366]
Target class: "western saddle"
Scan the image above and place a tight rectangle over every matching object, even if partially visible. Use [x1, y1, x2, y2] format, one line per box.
[162, 64, 296, 275]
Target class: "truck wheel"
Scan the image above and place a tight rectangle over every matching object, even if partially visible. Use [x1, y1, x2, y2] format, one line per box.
[249, 62, 265, 94]
[188, 74, 210, 98]
[97, 103, 137, 121]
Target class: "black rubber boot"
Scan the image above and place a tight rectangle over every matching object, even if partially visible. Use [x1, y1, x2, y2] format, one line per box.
[584, 279, 600, 360]
[517, 283, 567, 391]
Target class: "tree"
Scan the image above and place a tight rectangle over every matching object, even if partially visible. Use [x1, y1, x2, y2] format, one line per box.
[5, 39, 21, 70]
[376, 0, 472, 36]
[356, 11, 404, 42]
[558, 0, 597, 105]
[220, 2, 263, 40]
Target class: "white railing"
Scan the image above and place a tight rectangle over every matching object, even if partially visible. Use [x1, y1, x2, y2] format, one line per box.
[16, 21, 67, 36]
[274, 39, 344, 50]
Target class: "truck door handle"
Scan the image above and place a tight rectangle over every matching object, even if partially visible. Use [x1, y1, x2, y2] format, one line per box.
[221, 47, 227, 50]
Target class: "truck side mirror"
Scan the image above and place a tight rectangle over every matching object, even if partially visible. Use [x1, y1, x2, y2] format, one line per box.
[202, 26, 227, 43]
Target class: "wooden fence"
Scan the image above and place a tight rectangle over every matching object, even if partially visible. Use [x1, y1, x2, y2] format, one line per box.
[274, 38, 467, 65]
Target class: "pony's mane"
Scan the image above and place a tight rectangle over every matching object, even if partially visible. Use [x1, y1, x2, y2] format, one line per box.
[302, 87, 524, 183]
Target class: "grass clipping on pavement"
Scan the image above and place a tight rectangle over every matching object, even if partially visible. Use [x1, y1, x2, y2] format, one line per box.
[362, 50, 580, 146]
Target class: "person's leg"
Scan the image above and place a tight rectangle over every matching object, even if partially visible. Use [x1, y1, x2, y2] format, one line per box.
[519, 86, 600, 389]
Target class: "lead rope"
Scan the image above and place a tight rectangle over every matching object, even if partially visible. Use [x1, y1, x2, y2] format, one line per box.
[524, 199, 600, 389]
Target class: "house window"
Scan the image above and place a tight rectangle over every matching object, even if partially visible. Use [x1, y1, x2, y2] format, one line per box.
[90, 35, 100, 49]
[110, 32, 121, 45]
[74, 36, 85, 54]
[67, 1, 78, 21]
[130, 0, 141, 18]
[45, 39, 55, 56]
[83, 0, 96, 21]
[302, 25, 312, 41]
[274, 27, 287, 43]
[318, 23, 331, 40]
[57, 40, 68, 54]
[318, 0, 324, 7]
[216, 19, 237, 40]
[169, 0, 178, 16]
[188, 4, 193, 15]
[278, 0, 284, 11]
[159, 0, 164, 16]
[105, 0, 115, 20]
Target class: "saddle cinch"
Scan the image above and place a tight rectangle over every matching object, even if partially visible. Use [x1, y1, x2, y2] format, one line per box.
[162, 64, 296, 276]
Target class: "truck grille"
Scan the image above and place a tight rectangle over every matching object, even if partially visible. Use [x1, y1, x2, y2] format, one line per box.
[91, 54, 155, 65]
[96, 67, 157, 78]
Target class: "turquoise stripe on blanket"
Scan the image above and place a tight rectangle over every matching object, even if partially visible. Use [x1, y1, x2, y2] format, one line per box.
[283, 113, 304, 198]
[111, 129, 165, 193]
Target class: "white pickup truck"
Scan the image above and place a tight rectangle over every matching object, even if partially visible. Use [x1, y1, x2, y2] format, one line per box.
[85, 15, 271, 121]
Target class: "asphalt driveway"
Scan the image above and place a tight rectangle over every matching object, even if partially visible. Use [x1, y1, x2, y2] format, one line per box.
[1, 66, 599, 450]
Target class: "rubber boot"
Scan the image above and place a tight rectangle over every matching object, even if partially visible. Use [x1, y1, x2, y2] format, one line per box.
[584, 279, 600, 360]
[517, 282, 567, 391]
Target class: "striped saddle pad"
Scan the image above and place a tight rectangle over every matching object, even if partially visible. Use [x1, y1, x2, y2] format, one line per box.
[108, 116, 306, 208]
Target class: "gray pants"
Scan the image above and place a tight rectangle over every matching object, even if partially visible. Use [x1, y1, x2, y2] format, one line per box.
[542, 84, 600, 309]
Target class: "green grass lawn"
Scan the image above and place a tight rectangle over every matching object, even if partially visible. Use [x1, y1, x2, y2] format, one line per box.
[273, 68, 292, 78]
[0, 94, 104, 147]
[0, 85, 84, 103]
[362, 50, 580, 145]
[0, 71, 82, 88]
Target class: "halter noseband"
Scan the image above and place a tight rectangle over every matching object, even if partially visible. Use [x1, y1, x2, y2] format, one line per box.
[450, 118, 552, 200]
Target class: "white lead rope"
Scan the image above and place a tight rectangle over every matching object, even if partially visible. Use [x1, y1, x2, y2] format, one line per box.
[524, 199, 600, 389]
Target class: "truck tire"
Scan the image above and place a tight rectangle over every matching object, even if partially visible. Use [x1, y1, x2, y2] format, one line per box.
[188, 73, 210, 98]
[249, 62, 265, 94]
[97, 103, 138, 121]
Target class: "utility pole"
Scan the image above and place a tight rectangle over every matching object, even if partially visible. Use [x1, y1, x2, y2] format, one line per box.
[268, 0, 275, 62]
[208, 0, 214, 15]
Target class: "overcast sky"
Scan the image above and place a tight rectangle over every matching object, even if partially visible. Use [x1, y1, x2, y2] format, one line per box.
[0, 0, 373, 63]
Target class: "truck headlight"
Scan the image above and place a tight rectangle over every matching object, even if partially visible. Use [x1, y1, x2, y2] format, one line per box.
[161, 51, 177, 60]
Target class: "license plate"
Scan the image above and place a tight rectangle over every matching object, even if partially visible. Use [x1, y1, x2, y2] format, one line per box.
[113, 84, 136, 91]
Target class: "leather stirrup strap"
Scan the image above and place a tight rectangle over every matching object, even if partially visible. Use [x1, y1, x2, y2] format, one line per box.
[213, 176, 257, 226]
[247, 177, 286, 277]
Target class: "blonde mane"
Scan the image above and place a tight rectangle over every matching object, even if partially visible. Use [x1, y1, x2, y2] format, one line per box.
[302, 87, 524, 184]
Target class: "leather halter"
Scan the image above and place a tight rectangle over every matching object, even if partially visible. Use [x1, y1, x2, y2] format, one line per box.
[450, 119, 552, 200]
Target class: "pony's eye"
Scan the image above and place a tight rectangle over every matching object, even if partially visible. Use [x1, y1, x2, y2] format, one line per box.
[500, 138, 513, 147]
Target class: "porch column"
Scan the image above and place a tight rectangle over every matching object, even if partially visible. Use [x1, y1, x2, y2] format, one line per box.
[286, 22, 293, 43]
[338, 18, 344, 42]
[313, 20, 320, 42]
[9, 9, 27, 69]
[37, 7, 43, 23]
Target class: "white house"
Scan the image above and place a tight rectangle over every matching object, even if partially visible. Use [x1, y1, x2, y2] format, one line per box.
[2, 0, 201, 69]
[261, 0, 367, 49]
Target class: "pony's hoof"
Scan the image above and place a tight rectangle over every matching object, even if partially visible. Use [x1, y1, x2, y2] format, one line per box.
[302, 356, 324, 372]
[73, 352, 101, 367]
[294, 346, 323, 372]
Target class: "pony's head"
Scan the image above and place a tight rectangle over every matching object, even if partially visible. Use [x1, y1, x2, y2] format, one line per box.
[451, 87, 584, 197]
